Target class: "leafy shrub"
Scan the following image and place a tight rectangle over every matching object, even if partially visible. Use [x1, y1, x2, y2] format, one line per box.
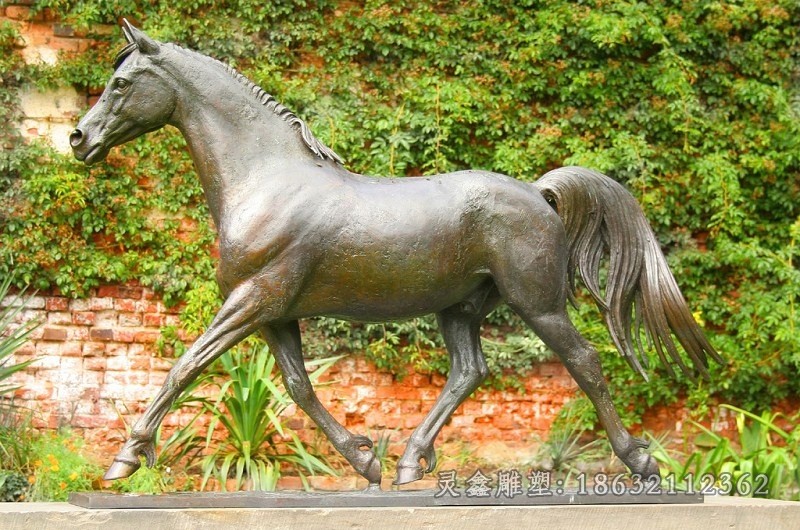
[27, 429, 102, 501]
[200, 345, 339, 491]
[0, 472, 29, 502]
[649, 404, 800, 500]
[0, 275, 40, 409]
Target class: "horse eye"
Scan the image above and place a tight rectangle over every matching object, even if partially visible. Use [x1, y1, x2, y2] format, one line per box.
[114, 78, 130, 92]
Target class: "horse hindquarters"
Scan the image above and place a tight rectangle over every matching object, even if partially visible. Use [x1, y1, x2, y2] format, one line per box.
[486, 179, 660, 480]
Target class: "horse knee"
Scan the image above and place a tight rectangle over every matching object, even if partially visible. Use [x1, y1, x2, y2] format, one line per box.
[449, 364, 486, 396]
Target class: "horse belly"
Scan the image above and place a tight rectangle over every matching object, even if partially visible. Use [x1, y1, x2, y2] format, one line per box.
[290, 234, 489, 321]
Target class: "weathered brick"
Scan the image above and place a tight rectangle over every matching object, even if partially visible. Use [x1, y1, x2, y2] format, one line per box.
[134, 330, 160, 343]
[106, 356, 131, 372]
[41, 327, 67, 341]
[82, 342, 106, 356]
[72, 414, 110, 429]
[431, 373, 447, 387]
[11, 342, 36, 356]
[69, 298, 91, 311]
[33, 353, 60, 369]
[81, 370, 103, 386]
[59, 356, 83, 373]
[96, 286, 119, 298]
[90, 297, 114, 310]
[406, 373, 430, 387]
[106, 342, 129, 356]
[149, 371, 167, 386]
[129, 356, 150, 371]
[61, 341, 83, 357]
[138, 300, 162, 313]
[94, 310, 117, 327]
[89, 328, 114, 341]
[128, 343, 147, 356]
[83, 357, 106, 371]
[143, 313, 165, 327]
[118, 285, 143, 299]
[72, 311, 95, 325]
[151, 356, 173, 371]
[118, 312, 142, 327]
[25, 295, 46, 309]
[6, 6, 30, 19]
[46, 311, 72, 325]
[114, 329, 136, 343]
[45, 297, 69, 311]
[114, 298, 138, 312]
[376, 373, 394, 386]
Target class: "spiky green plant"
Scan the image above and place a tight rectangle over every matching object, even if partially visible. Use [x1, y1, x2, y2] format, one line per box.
[200, 345, 340, 491]
[0, 275, 39, 409]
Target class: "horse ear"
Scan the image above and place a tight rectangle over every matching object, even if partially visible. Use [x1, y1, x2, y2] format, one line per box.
[121, 18, 159, 56]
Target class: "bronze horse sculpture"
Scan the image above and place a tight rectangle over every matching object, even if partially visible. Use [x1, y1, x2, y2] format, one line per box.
[71, 21, 721, 488]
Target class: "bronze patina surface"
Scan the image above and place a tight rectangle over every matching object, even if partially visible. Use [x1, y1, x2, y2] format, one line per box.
[71, 20, 721, 489]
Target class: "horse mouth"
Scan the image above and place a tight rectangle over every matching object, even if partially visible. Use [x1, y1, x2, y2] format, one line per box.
[76, 144, 108, 166]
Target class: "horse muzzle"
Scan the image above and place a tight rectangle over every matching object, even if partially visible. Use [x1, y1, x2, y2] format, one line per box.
[70, 127, 108, 165]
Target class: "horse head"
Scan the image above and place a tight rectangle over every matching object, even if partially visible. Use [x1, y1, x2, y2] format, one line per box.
[71, 20, 177, 165]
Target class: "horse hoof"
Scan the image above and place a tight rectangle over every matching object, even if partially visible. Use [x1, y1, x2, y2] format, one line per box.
[364, 454, 382, 486]
[103, 458, 140, 481]
[393, 465, 424, 485]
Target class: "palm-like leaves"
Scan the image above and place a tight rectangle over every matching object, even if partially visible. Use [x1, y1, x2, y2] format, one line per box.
[0, 276, 39, 410]
[201, 346, 340, 491]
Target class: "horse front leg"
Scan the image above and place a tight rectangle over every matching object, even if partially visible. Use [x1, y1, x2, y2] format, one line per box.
[104, 281, 266, 480]
[395, 290, 499, 485]
[262, 321, 382, 488]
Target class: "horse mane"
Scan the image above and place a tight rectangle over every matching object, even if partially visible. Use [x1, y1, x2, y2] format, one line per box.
[114, 41, 344, 165]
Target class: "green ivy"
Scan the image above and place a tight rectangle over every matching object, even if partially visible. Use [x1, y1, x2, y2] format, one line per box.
[3, 1, 800, 423]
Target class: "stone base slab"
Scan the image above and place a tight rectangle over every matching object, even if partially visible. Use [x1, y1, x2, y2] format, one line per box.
[67, 489, 703, 509]
[3, 495, 800, 530]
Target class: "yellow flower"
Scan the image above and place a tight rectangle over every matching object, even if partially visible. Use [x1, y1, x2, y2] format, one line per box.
[34, 459, 43, 468]
[60, 482, 67, 490]
[50, 465, 60, 472]
[69, 472, 79, 481]
[27, 476, 36, 484]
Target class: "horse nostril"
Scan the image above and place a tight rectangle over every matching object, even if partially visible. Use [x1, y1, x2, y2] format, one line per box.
[70, 129, 84, 148]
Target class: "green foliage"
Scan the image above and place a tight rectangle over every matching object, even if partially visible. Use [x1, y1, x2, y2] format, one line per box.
[535, 423, 609, 481]
[0, 471, 29, 502]
[0, 408, 36, 501]
[0, 276, 40, 407]
[1, 1, 798, 423]
[649, 404, 800, 500]
[27, 429, 102, 501]
[200, 345, 339, 491]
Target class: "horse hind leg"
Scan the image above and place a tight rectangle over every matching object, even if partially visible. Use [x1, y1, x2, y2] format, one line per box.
[262, 321, 382, 488]
[521, 308, 659, 480]
[395, 285, 500, 485]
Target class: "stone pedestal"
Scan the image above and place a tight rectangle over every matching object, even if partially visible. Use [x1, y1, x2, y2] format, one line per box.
[2, 495, 799, 530]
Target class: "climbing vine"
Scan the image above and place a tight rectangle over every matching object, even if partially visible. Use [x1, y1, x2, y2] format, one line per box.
[2, 1, 800, 423]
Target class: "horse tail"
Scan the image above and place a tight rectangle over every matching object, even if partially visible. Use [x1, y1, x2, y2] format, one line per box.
[533, 166, 722, 381]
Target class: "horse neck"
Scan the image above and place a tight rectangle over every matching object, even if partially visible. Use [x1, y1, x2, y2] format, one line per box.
[164, 54, 310, 224]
